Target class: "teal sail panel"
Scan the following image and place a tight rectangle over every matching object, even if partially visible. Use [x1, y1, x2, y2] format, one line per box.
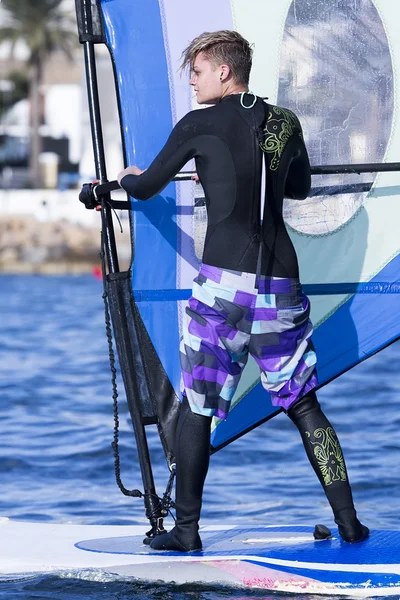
[97, 0, 400, 451]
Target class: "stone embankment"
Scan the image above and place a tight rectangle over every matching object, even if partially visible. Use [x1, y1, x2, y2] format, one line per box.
[0, 190, 131, 274]
[0, 189, 209, 274]
[0, 216, 104, 273]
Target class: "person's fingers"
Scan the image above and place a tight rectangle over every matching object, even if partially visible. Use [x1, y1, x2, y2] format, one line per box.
[95, 205, 102, 211]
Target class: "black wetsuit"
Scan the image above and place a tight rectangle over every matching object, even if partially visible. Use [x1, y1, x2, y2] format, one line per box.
[120, 94, 310, 278]
[118, 94, 368, 551]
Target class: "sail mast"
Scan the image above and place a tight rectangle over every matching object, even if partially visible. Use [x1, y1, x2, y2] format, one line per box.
[75, 0, 169, 538]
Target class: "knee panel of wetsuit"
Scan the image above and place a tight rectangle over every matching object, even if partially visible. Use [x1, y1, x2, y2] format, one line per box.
[286, 391, 321, 423]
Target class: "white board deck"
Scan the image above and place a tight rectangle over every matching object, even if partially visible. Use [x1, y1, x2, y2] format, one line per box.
[1, 517, 400, 596]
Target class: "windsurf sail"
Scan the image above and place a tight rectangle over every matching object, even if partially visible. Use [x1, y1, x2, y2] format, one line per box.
[75, 0, 400, 525]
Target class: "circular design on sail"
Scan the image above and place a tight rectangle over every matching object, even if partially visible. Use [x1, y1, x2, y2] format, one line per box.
[277, 0, 394, 235]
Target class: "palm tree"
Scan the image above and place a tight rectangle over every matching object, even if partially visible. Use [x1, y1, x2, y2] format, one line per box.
[0, 0, 76, 187]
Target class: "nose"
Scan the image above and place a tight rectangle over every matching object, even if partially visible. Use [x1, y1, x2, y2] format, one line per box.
[189, 74, 196, 86]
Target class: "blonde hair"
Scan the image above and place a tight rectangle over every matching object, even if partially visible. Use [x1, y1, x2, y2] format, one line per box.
[181, 30, 253, 85]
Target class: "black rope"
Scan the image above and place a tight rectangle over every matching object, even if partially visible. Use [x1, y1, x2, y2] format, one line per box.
[105, 198, 124, 233]
[143, 468, 177, 529]
[99, 209, 177, 516]
[100, 220, 142, 498]
[160, 467, 176, 515]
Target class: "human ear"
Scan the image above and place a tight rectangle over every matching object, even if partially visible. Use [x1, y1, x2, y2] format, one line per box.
[219, 64, 230, 81]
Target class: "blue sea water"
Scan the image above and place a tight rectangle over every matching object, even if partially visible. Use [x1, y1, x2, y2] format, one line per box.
[0, 274, 399, 600]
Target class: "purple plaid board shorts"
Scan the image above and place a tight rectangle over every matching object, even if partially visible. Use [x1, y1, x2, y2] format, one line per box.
[180, 263, 318, 419]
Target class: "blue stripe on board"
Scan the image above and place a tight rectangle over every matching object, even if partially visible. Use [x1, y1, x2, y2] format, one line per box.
[100, 0, 180, 386]
[211, 253, 400, 449]
[133, 281, 400, 302]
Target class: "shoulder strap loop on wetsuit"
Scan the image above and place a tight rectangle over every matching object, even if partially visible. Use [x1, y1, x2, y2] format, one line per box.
[240, 91, 257, 109]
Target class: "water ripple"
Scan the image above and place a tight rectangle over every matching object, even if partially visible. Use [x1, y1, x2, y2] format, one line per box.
[0, 275, 399, 599]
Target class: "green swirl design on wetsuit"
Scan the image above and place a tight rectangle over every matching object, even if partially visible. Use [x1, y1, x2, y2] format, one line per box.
[259, 106, 303, 171]
[306, 427, 347, 486]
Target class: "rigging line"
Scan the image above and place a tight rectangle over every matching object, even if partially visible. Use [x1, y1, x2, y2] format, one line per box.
[105, 199, 124, 233]
[100, 230, 176, 513]
[100, 225, 142, 498]
[99, 220, 177, 515]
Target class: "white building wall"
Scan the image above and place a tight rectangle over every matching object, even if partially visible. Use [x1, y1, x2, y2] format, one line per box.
[44, 85, 82, 164]
[0, 189, 101, 227]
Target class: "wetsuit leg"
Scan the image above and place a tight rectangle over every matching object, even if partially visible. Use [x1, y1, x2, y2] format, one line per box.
[287, 391, 369, 543]
[150, 396, 211, 551]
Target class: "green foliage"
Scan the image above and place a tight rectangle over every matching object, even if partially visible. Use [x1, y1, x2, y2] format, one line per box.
[0, 0, 77, 68]
[0, 70, 29, 116]
[0, 0, 78, 186]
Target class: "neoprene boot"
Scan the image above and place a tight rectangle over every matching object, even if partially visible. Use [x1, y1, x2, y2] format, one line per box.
[287, 392, 369, 543]
[150, 396, 211, 552]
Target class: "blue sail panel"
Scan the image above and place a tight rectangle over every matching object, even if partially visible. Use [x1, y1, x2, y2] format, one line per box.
[313, 254, 400, 384]
[101, 0, 181, 383]
[100, 0, 234, 395]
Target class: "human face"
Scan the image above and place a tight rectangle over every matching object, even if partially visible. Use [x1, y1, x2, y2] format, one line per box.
[189, 52, 223, 105]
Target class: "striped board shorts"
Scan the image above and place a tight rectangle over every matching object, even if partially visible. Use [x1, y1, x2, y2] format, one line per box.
[180, 263, 318, 419]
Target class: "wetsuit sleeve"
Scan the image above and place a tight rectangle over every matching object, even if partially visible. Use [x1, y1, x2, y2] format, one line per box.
[284, 136, 311, 200]
[120, 112, 199, 200]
